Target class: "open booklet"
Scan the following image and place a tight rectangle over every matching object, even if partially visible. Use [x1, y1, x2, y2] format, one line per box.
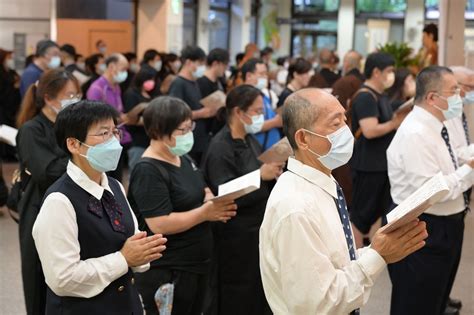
[200, 90, 226, 111]
[381, 173, 449, 233]
[258, 137, 294, 164]
[212, 169, 261, 202]
[0, 125, 18, 147]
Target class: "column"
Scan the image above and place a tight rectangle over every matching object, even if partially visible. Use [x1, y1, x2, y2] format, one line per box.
[196, 0, 209, 51]
[337, 0, 355, 58]
[229, 0, 251, 61]
[438, 0, 466, 66]
[404, 0, 425, 52]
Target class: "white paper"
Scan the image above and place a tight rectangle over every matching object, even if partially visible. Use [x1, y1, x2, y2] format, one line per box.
[0, 125, 18, 147]
[72, 70, 90, 86]
[213, 169, 261, 202]
[383, 173, 449, 233]
[258, 137, 293, 164]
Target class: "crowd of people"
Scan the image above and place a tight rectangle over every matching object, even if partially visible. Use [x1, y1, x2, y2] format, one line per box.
[0, 21, 472, 315]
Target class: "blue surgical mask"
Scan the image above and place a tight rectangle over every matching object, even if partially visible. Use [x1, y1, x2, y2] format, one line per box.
[435, 93, 463, 120]
[464, 91, 474, 105]
[243, 114, 265, 134]
[256, 78, 268, 90]
[113, 70, 128, 83]
[80, 137, 123, 172]
[305, 125, 354, 170]
[60, 97, 81, 109]
[167, 132, 194, 156]
[98, 63, 106, 74]
[48, 56, 61, 69]
[192, 65, 206, 79]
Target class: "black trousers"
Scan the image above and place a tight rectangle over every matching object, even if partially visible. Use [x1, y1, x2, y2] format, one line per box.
[134, 268, 208, 315]
[19, 205, 46, 315]
[351, 170, 392, 234]
[388, 212, 465, 315]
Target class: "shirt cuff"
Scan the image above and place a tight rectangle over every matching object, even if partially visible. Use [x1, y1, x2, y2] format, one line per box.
[357, 247, 387, 279]
[110, 251, 130, 279]
[456, 164, 473, 178]
[132, 263, 150, 273]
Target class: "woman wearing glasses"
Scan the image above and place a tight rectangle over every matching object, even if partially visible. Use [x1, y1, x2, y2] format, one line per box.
[32, 101, 167, 314]
[127, 96, 237, 315]
[16, 69, 81, 314]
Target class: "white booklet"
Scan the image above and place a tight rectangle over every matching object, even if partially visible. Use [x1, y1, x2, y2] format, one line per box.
[0, 125, 18, 147]
[212, 169, 261, 202]
[258, 137, 294, 164]
[382, 173, 449, 233]
[200, 90, 226, 110]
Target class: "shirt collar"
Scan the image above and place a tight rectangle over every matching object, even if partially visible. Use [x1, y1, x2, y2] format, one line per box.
[287, 157, 338, 199]
[412, 105, 444, 132]
[66, 160, 113, 200]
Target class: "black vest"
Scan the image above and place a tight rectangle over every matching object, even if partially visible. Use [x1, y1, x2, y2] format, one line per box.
[43, 174, 143, 315]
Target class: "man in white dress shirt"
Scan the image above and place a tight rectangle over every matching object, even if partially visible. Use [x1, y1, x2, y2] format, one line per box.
[259, 88, 428, 315]
[387, 66, 474, 315]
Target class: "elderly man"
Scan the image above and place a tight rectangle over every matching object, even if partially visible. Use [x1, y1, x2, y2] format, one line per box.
[259, 88, 428, 315]
[387, 66, 474, 315]
[87, 53, 131, 181]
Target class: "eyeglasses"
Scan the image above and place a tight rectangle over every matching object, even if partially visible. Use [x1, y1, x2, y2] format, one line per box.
[87, 128, 122, 141]
[433, 88, 461, 98]
[176, 121, 196, 134]
[64, 93, 83, 100]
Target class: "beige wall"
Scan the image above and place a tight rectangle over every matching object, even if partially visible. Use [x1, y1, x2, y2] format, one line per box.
[56, 19, 134, 56]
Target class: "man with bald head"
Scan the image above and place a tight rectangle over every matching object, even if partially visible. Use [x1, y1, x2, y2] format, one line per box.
[318, 48, 341, 86]
[342, 50, 364, 80]
[259, 88, 428, 315]
[86, 53, 131, 180]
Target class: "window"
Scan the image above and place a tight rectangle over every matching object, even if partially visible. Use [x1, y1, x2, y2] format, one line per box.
[426, 0, 474, 20]
[291, 20, 338, 56]
[183, 0, 197, 47]
[208, 0, 231, 50]
[293, 0, 340, 15]
[57, 0, 134, 20]
[355, 0, 406, 19]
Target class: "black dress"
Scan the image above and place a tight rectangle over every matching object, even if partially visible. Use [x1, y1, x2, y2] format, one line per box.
[201, 125, 273, 315]
[17, 112, 68, 315]
[0, 67, 21, 160]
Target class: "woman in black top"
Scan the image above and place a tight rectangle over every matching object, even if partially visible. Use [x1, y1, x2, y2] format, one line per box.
[0, 49, 21, 160]
[16, 69, 80, 315]
[123, 67, 155, 171]
[81, 53, 104, 96]
[386, 68, 416, 111]
[201, 85, 283, 315]
[277, 57, 313, 108]
[128, 96, 237, 315]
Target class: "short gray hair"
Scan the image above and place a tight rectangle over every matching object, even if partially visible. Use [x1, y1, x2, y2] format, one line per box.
[415, 66, 453, 104]
[282, 93, 319, 150]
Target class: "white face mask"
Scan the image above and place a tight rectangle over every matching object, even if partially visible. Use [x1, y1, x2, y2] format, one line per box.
[192, 64, 206, 79]
[435, 93, 463, 121]
[243, 113, 265, 134]
[304, 125, 354, 170]
[48, 56, 61, 69]
[5, 58, 14, 70]
[464, 91, 474, 105]
[154, 60, 162, 71]
[256, 77, 268, 90]
[60, 97, 81, 109]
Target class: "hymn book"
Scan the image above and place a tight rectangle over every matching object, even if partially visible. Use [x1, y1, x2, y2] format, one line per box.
[258, 137, 294, 164]
[382, 173, 449, 233]
[0, 125, 18, 147]
[212, 169, 261, 202]
[200, 90, 226, 110]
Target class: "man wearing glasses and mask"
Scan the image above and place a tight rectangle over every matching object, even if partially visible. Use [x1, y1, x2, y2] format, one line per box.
[387, 66, 474, 315]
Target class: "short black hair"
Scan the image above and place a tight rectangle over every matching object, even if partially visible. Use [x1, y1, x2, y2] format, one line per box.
[207, 48, 230, 66]
[60, 44, 77, 58]
[423, 23, 438, 42]
[55, 101, 119, 157]
[85, 53, 104, 75]
[261, 47, 274, 57]
[287, 58, 312, 82]
[132, 67, 156, 89]
[276, 56, 289, 66]
[36, 39, 58, 57]
[143, 96, 192, 140]
[241, 58, 265, 81]
[226, 84, 263, 114]
[235, 52, 245, 64]
[181, 46, 206, 62]
[415, 66, 453, 103]
[142, 49, 160, 64]
[364, 52, 395, 79]
[123, 52, 137, 62]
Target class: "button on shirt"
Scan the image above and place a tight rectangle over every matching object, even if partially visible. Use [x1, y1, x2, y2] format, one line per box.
[32, 161, 148, 298]
[387, 106, 474, 216]
[259, 157, 386, 315]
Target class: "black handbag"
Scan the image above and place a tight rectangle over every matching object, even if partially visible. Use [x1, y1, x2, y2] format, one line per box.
[6, 167, 31, 223]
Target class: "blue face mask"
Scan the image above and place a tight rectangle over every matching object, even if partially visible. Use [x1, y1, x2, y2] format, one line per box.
[305, 125, 354, 170]
[192, 65, 206, 79]
[80, 136, 123, 172]
[48, 56, 61, 69]
[113, 70, 128, 83]
[464, 91, 474, 105]
[243, 114, 264, 134]
[167, 132, 194, 156]
[435, 93, 463, 120]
